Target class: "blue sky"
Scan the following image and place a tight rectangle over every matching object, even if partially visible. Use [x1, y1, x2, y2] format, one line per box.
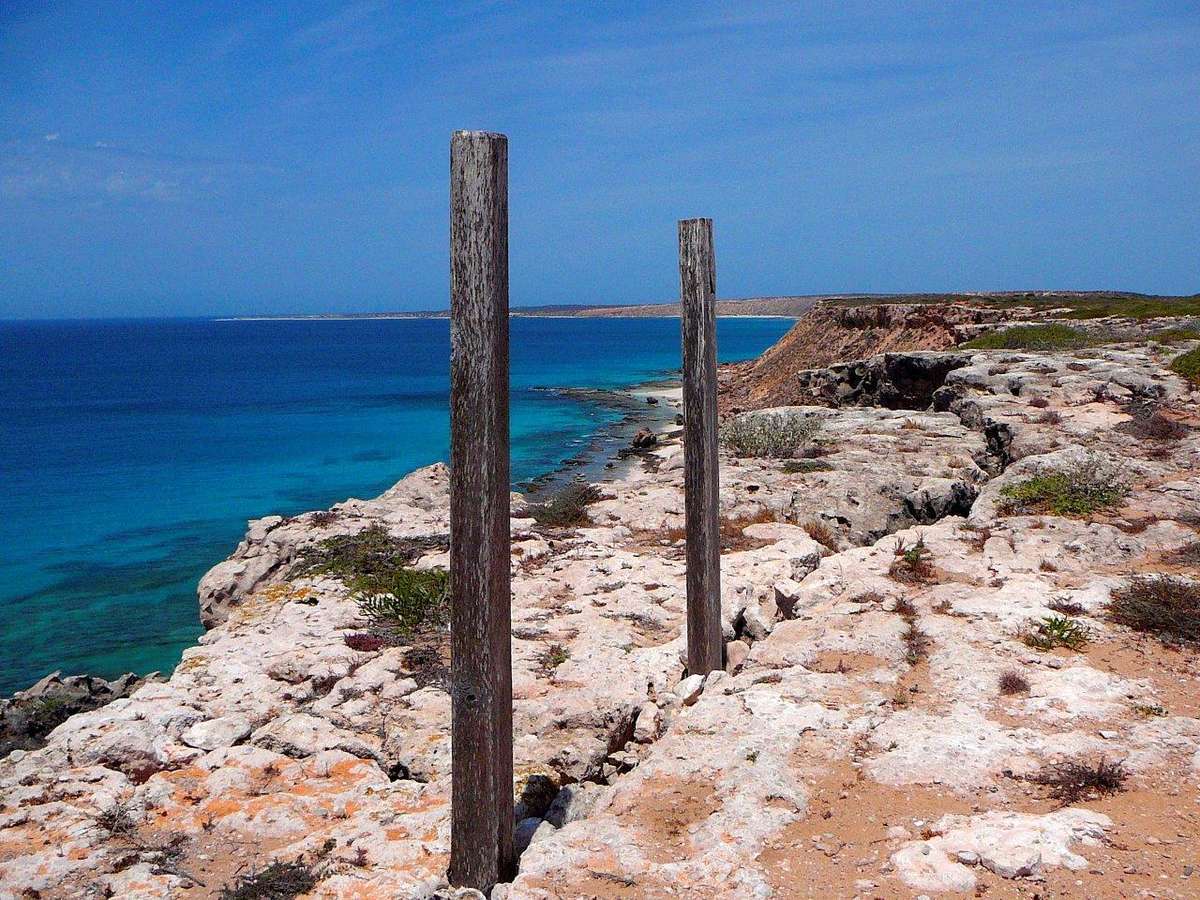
[2, 2, 1197, 318]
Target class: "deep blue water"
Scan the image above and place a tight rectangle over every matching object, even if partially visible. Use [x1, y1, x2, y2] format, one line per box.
[0, 316, 791, 695]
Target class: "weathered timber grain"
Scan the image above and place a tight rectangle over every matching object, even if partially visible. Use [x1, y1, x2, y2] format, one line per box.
[678, 217, 723, 675]
[448, 130, 514, 890]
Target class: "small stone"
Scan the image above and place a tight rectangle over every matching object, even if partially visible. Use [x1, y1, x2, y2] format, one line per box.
[675, 674, 705, 706]
[956, 850, 980, 866]
[181, 716, 252, 751]
[1098, 730, 1119, 740]
[632, 702, 662, 743]
[724, 639, 750, 673]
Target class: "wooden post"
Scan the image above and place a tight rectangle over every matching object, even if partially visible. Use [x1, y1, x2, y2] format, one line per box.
[449, 130, 514, 890]
[678, 218, 723, 676]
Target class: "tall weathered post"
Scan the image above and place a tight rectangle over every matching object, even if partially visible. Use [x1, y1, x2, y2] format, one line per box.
[449, 130, 514, 890]
[678, 217, 723, 675]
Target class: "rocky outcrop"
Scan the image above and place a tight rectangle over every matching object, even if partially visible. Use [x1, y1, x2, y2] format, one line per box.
[0, 670, 158, 758]
[791, 350, 970, 409]
[719, 301, 1018, 412]
[719, 297, 1200, 414]
[197, 462, 453, 627]
[2, 342, 1199, 897]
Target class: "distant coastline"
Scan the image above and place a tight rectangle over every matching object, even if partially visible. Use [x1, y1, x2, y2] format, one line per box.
[217, 289, 1199, 322]
[219, 295, 821, 321]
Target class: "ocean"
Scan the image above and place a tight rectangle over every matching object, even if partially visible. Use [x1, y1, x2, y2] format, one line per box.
[0, 315, 791, 695]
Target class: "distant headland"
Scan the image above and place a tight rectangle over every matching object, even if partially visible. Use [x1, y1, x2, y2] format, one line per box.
[225, 290, 1197, 322]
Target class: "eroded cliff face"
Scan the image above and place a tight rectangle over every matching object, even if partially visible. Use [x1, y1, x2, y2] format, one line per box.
[2, 340, 1200, 898]
[719, 302, 1017, 413]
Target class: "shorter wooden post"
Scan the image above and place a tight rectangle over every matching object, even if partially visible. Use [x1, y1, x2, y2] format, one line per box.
[448, 130, 514, 891]
[678, 217, 723, 676]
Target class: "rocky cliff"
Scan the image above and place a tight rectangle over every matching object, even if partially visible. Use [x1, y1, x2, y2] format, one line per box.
[718, 302, 1016, 413]
[2, 338, 1200, 898]
[718, 298, 1199, 414]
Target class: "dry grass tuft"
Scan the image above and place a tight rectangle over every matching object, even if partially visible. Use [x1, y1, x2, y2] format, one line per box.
[1028, 758, 1127, 806]
[1047, 596, 1086, 616]
[999, 670, 1030, 695]
[220, 859, 320, 900]
[801, 519, 839, 551]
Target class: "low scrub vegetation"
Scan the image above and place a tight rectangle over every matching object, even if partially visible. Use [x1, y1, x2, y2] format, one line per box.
[1170, 346, 1200, 385]
[288, 525, 450, 639]
[961, 324, 1099, 351]
[782, 458, 834, 474]
[901, 621, 931, 664]
[526, 483, 602, 527]
[1029, 757, 1127, 805]
[1022, 615, 1092, 651]
[1046, 596, 1086, 616]
[534, 643, 569, 675]
[290, 525, 446, 582]
[1134, 702, 1167, 718]
[95, 800, 138, 837]
[720, 413, 822, 459]
[20, 697, 74, 740]
[1151, 327, 1200, 344]
[1106, 576, 1200, 646]
[356, 568, 450, 636]
[220, 858, 319, 900]
[999, 455, 1129, 517]
[888, 536, 934, 584]
[343, 632, 393, 652]
[1036, 410, 1063, 425]
[1118, 408, 1189, 441]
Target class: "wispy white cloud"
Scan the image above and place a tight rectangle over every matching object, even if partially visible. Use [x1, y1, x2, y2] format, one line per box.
[0, 139, 284, 205]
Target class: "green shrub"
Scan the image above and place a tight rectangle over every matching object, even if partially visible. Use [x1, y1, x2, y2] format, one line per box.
[355, 568, 449, 636]
[526, 483, 601, 527]
[1170, 346, 1200, 385]
[288, 524, 450, 637]
[24, 697, 73, 739]
[999, 455, 1128, 516]
[961, 324, 1099, 351]
[1022, 615, 1092, 651]
[720, 414, 822, 459]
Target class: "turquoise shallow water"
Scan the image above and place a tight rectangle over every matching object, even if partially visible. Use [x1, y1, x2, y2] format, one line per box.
[0, 315, 792, 695]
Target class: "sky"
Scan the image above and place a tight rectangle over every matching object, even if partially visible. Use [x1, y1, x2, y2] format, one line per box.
[1, 2, 1198, 319]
